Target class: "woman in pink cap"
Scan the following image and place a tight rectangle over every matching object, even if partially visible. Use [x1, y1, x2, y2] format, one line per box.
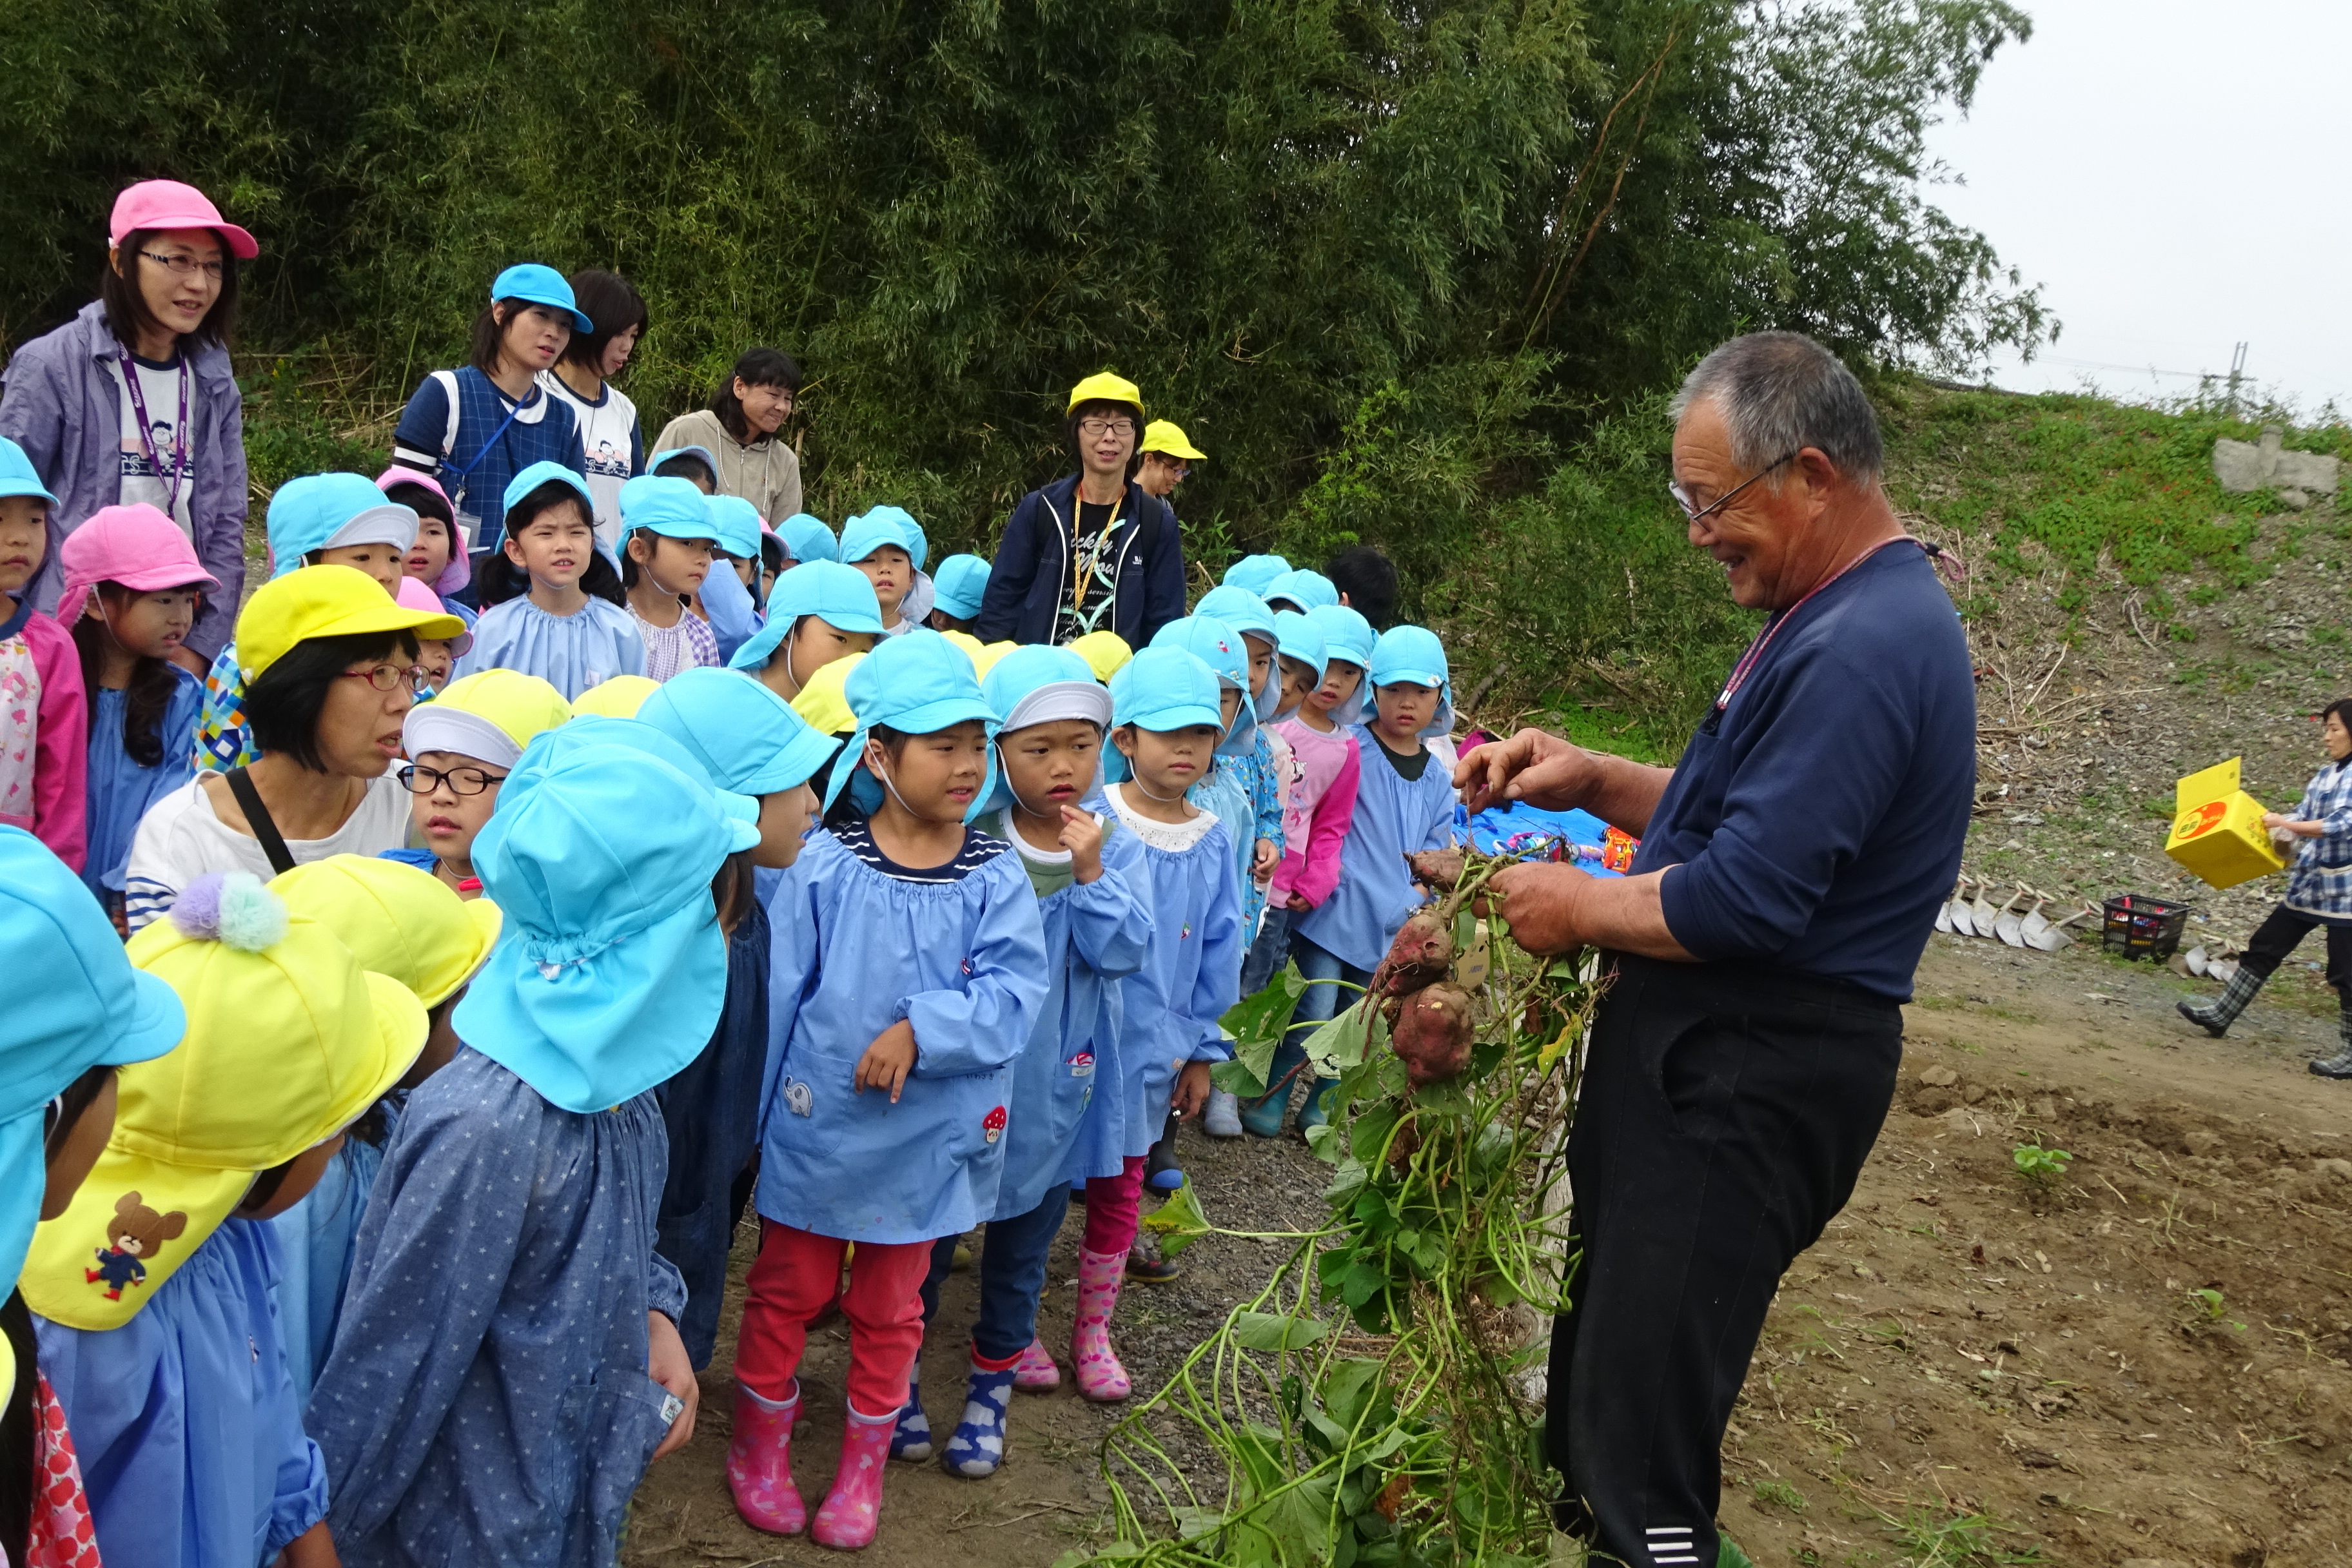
[57, 502, 220, 917]
[0, 181, 255, 678]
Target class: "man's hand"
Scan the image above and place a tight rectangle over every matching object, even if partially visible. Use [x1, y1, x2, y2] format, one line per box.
[1455, 729, 1607, 814]
[1170, 1060, 1213, 1121]
[647, 1311, 700, 1461]
[855, 1019, 918, 1101]
[1061, 806, 1106, 883]
[1480, 861, 1696, 961]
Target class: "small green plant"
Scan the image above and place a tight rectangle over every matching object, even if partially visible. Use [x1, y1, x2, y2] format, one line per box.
[1750, 1478, 1808, 1515]
[1877, 1504, 2042, 1566]
[2011, 1144, 2072, 1195]
[2177, 1286, 2247, 1336]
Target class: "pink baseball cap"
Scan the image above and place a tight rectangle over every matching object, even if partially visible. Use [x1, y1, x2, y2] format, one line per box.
[55, 505, 220, 628]
[376, 466, 473, 599]
[108, 180, 259, 260]
[395, 575, 473, 659]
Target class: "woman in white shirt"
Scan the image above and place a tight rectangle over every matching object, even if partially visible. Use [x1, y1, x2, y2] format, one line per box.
[540, 269, 649, 549]
[123, 564, 463, 928]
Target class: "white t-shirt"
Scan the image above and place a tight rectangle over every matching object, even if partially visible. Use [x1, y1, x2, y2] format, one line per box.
[110, 351, 196, 538]
[540, 371, 642, 548]
[122, 772, 411, 931]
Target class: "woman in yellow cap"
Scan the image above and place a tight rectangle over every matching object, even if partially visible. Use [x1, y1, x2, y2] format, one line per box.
[122, 564, 462, 932]
[1134, 418, 1204, 504]
[24, 868, 429, 1568]
[969, 372, 1187, 649]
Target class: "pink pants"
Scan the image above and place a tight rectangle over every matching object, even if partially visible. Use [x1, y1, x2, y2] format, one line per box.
[1083, 1156, 1147, 1256]
[735, 1220, 933, 1416]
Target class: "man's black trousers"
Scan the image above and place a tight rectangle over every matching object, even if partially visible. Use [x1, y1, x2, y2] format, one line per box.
[1547, 954, 1903, 1567]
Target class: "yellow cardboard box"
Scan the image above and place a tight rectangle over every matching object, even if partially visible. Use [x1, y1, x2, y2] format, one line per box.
[2164, 756, 2286, 890]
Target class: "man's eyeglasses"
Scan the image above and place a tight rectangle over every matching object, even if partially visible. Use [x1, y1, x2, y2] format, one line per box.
[1669, 449, 1799, 525]
[138, 251, 227, 280]
[399, 762, 509, 796]
[339, 663, 432, 694]
[1078, 418, 1137, 441]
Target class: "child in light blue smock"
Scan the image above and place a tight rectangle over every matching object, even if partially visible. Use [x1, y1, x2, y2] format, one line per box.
[1290, 623, 1460, 1125]
[895, 643, 1153, 1476]
[455, 462, 643, 700]
[730, 630, 1048, 1549]
[306, 732, 752, 1565]
[1079, 647, 1243, 1396]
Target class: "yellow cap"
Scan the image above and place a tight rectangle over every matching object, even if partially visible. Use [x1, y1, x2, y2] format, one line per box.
[570, 674, 661, 720]
[236, 564, 466, 684]
[1068, 630, 1134, 683]
[1066, 372, 1144, 417]
[269, 855, 502, 1009]
[1140, 420, 1206, 462]
[410, 669, 571, 765]
[972, 640, 1020, 679]
[938, 630, 986, 669]
[790, 651, 862, 736]
[23, 874, 426, 1329]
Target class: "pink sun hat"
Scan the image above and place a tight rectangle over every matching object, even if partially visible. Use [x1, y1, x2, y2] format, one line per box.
[108, 180, 259, 260]
[395, 575, 473, 659]
[375, 466, 473, 599]
[54, 504, 222, 629]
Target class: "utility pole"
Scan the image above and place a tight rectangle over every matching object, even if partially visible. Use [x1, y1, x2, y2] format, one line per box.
[2226, 342, 2248, 416]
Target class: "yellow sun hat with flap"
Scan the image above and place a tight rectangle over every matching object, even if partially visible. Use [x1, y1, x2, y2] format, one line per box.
[270, 855, 502, 1009]
[570, 674, 661, 720]
[22, 872, 427, 1331]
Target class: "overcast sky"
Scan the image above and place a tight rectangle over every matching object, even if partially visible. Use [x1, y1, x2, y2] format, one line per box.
[1922, 0, 2352, 418]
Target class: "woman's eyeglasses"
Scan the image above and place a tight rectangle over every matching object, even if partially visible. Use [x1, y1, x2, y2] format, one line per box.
[139, 251, 228, 280]
[340, 663, 432, 694]
[399, 762, 508, 796]
[1078, 418, 1137, 440]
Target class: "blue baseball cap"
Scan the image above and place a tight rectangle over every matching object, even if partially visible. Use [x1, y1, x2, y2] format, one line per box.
[264, 473, 420, 580]
[932, 554, 992, 620]
[453, 734, 740, 1113]
[703, 495, 764, 559]
[1195, 585, 1280, 721]
[1221, 554, 1289, 596]
[0, 828, 187, 1331]
[501, 460, 594, 529]
[1369, 623, 1456, 739]
[489, 262, 593, 333]
[778, 513, 837, 564]
[729, 561, 886, 673]
[825, 629, 1002, 817]
[1264, 567, 1338, 612]
[839, 506, 920, 567]
[618, 474, 717, 542]
[649, 446, 720, 485]
[978, 644, 1113, 814]
[638, 667, 837, 797]
[1270, 609, 1329, 691]
[0, 436, 57, 505]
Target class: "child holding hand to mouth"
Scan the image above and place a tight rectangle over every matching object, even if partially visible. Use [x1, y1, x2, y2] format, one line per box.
[457, 462, 643, 700]
[382, 669, 570, 897]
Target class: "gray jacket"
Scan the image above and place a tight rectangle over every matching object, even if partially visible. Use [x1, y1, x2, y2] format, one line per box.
[0, 301, 250, 658]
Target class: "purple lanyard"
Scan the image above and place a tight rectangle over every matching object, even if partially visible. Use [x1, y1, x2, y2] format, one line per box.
[119, 351, 192, 516]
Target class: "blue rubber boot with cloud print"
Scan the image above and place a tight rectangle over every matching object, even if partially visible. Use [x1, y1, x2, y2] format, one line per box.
[943, 1349, 1021, 1478]
[890, 1356, 933, 1462]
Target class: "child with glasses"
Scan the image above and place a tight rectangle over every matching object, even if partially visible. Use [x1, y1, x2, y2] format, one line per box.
[380, 669, 571, 897]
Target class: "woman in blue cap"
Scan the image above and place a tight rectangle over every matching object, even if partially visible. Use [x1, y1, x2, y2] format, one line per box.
[891, 644, 1152, 1477]
[389, 264, 591, 583]
[308, 729, 758, 1565]
[457, 462, 643, 701]
[616, 475, 723, 682]
[1077, 648, 1242, 1397]
[729, 560, 883, 706]
[635, 669, 836, 1369]
[0, 828, 187, 1567]
[730, 630, 1048, 1549]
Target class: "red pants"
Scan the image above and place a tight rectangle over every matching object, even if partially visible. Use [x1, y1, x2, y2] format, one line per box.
[1083, 1156, 1146, 1256]
[735, 1220, 933, 1417]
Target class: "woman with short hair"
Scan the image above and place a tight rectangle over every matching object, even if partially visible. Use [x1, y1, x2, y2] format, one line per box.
[654, 347, 805, 524]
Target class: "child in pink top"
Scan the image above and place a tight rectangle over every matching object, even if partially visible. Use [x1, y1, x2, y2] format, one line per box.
[0, 436, 87, 869]
[1237, 610, 1360, 1001]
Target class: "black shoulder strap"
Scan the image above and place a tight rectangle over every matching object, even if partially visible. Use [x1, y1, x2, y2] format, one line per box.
[223, 767, 299, 876]
[1126, 485, 1163, 560]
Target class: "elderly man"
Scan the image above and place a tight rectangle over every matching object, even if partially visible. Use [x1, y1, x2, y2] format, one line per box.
[1457, 332, 1974, 1568]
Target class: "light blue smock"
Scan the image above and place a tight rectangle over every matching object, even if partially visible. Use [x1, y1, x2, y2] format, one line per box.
[82, 668, 203, 897]
[1295, 726, 1459, 972]
[700, 556, 760, 663]
[758, 830, 1050, 1244]
[975, 809, 1154, 1216]
[269, 1130, 389, 1406]
[306, 1047, 687, 1568]
[452, 595, 646, 701]
[1188, 761, 1254, 943]
[35, 1218, 329, 1568]
[1113, 814, 1244, 1158]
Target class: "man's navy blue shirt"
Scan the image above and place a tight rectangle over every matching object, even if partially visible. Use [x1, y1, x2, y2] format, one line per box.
[1635, 544, 1975, 1000]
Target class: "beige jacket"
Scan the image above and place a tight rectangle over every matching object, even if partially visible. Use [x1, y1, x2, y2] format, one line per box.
[652, 407, 803, 524]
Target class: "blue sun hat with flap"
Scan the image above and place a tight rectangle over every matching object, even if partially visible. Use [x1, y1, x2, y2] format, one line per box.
[0, 437, 58, 505]
[1368, 623, 1456, 740]
[1264, 567, 1338, 613]
[703, 495, 764, 560]
[1195, 585, 1282, 721]
[1271, 609, 1329, 687]
[932, 554, 992, 621]
[779, 513, 838, 564]
[1308, 603, 1377, 725]
[638, 667, 837, 797]
[453, 732, 746, 1114]
[728, 561, 885, 673]
[1220, 554, 1289, 597]
[1104, 646, 1225, 783]
[265, 472, 420, 580]
[839, 506, 921, 567]
[825, 629, 1003, 819]
[649, 445, 720, 486]
[618, 474, 718, 542]
[978, 645, 1114, 814]
[1150, 614, 1257, 758]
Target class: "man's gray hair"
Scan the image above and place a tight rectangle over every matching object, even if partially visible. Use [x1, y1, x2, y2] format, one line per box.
[1668, 331, 1883, 484]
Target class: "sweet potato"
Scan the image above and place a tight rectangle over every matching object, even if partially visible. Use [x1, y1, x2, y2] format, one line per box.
[1375, 910, 1455, 997]
[1390, 981, 1474, 1087]
[1404, 847, 1467, 890]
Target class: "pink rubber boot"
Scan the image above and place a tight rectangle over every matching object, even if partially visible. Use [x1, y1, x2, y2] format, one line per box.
[811, 1404, 896, 1550]
[1071, 1246, 1132, 1402]
[726, 1381, 807, 1535]
[1013, 1335, 1062, 1393]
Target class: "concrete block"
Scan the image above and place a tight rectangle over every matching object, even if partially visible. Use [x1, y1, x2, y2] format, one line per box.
[2214, 424, 2340, 497]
